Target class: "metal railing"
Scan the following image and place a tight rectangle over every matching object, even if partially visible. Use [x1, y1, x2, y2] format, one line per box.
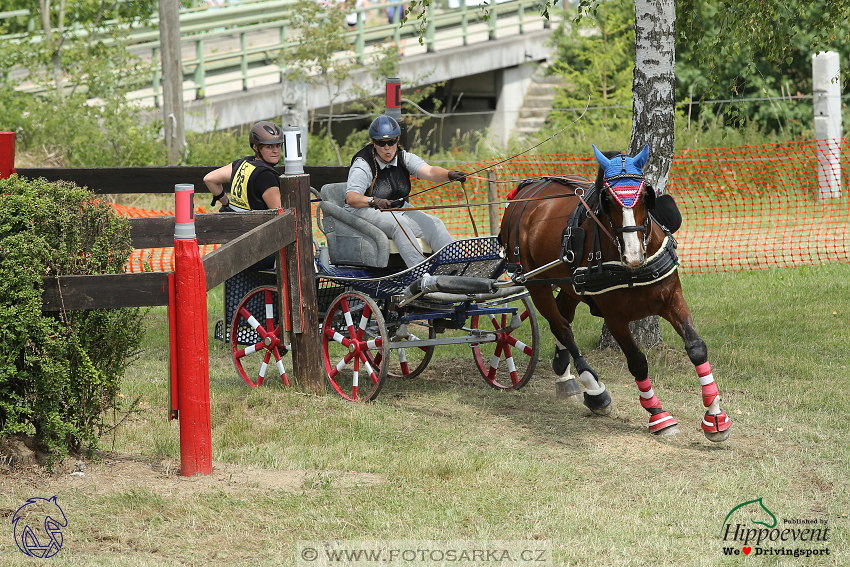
[5, 0, 555, 105]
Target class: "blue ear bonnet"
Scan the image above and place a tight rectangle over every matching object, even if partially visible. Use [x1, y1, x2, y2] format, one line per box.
[592, 144, 650, 208]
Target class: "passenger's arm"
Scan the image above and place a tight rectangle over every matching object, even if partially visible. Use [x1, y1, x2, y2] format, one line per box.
[203, 164, 232, 206]
[262, 186, 281, 209]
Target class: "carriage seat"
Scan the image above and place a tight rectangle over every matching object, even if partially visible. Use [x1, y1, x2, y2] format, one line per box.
[318, 183, 431, 268]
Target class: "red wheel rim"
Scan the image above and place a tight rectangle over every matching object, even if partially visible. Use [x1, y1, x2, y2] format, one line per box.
[322, 292, 388, 401]
[231, 287, 290, 388]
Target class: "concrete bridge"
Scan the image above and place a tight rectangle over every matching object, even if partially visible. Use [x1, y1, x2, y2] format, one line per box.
[6, 0, 561, 146]
[136, 0, 560, 147]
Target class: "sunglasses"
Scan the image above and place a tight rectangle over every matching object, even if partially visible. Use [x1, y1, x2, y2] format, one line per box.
[373, 138, 398, 148]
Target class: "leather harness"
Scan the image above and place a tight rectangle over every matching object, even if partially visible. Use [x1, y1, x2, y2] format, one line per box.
[507, 179, 680, 295]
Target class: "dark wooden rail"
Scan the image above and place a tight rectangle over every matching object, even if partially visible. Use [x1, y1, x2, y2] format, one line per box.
[17, 166, 348, 195]
[41, 210, 295, 311]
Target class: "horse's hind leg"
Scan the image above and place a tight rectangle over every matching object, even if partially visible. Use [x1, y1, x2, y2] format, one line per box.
[604, 318, 680, 436]
[663, 291, 731, 442]
[552, 290, 612, 414]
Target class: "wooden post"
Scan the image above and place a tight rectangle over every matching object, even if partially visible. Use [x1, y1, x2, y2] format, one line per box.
[280, 173, 323, 394]
[488, 169, 500, 236]
[0, 131, 15, 179]
[158, 0, 186, 165]
[173, 184, 213, 476]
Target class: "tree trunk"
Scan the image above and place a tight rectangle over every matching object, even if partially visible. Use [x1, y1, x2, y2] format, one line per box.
[630, 0, 676, 194]
[159, 0, 186, 165]
[597, 317, 663, 351]
[599, 0, 676, 350]
[39, 0, 67, 98]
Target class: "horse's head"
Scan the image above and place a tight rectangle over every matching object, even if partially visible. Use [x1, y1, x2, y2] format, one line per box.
[593, 144, 655, 268]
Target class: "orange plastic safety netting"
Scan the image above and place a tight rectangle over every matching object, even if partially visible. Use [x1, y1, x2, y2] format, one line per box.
[119, 138, 850, 274]
[391, 138, 850, 274]
[112, 203, 220, 273]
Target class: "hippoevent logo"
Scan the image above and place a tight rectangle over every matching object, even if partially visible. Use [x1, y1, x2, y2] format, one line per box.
[12, 496, 68, 558]
[720, 498, 830, 558]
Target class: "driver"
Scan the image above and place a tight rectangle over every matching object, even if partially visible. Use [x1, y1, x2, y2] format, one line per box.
[345, 115, 468, 268]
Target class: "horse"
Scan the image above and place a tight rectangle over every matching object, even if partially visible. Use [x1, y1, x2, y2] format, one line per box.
[500, 145, 731, 442]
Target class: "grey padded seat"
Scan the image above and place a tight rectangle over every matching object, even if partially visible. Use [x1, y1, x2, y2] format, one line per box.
[319, 183, 391, 268]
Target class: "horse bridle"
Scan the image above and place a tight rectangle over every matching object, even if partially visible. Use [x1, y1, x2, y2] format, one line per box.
[600, 187, 653, 264]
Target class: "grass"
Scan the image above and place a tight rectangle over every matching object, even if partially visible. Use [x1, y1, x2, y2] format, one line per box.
[1, 263, 848, 566]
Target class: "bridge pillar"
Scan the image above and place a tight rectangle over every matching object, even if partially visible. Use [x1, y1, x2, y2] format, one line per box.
[490, 63, 536, 149]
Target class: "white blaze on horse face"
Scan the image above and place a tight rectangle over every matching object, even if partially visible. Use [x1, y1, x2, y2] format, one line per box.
[621, 206, 644, 267]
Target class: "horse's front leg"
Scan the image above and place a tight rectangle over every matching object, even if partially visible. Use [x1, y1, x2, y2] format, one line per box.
[662, 290, 732, 442]
[552, 290, 612, 414]
[605, 318, 681, 436]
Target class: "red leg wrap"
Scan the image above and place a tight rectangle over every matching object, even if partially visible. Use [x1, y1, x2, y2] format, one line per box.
[696, 362, 720, 407]
[701, 382, 719, 407]
[636, 378, 661, 410]
[702, 411, 731, 433]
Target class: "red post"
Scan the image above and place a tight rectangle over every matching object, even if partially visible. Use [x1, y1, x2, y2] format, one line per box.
[385, 77, 401, 120]
[385, 78, 407, 148]
[0, 132, 16, 179]
[173, 183, 212, 476]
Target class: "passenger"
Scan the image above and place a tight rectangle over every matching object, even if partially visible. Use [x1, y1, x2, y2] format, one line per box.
[345, 115, 468, 268]
[203, 120, 283, 270]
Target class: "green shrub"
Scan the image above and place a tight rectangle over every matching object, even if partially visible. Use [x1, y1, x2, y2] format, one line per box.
[0, 175, 146, 466]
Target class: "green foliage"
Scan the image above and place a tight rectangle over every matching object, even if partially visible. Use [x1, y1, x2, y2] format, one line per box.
[0, 0, 167, 167]
[676, 0, 850, 137]
[307, 127, 371, 165]
[12, 92, 166, 167]
[0, 175, 146, 466]
[184, 128, 246, 167]
[281, 0, 360, 165]
[549, 1, 635, 120]
[677, 0, 850, 94]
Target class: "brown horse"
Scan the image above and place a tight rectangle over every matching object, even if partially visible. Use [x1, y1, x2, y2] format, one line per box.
[500, 146, 731, 441]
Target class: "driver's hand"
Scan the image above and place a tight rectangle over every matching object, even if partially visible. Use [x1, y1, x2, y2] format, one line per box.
[371, 197, 393, 210]
[448, 170, 468, 183]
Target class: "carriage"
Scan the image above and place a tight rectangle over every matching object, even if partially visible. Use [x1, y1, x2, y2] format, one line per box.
[214, 182, 541, 402]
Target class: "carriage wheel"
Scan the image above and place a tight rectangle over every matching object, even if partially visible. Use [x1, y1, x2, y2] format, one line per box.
[322, 292, 389, 401]
[470, 294, 539, 390]
[369, 318, 436, 379]
[231, 286, 290, 388]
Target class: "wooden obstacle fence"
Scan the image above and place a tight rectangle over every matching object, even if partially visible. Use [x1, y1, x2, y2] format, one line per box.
[5, 155, 331, 476]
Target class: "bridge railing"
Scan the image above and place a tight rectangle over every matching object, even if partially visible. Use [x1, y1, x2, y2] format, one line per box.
[6, 0, 555, 105]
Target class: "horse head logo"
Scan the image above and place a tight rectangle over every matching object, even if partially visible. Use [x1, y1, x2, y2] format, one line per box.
[12, 496, 68, 558]
[592, 144, 651, 209]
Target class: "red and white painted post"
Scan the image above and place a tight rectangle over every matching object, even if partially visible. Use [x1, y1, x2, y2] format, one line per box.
[173, 184, 213, 476]
[0, 131, 16, 179]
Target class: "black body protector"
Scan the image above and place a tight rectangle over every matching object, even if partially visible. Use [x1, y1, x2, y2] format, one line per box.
[229, 157, 279, 211]
[351, 144, 412, 202]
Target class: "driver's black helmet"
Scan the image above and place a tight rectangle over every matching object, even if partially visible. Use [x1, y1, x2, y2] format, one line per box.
[368, 115, 401, 140]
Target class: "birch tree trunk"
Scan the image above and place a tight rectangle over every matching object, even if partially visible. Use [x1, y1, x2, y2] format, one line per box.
[598, 0, 676, 351]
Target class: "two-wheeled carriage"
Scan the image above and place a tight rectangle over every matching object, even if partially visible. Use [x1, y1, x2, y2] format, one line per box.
[214, 183, 541, 401]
